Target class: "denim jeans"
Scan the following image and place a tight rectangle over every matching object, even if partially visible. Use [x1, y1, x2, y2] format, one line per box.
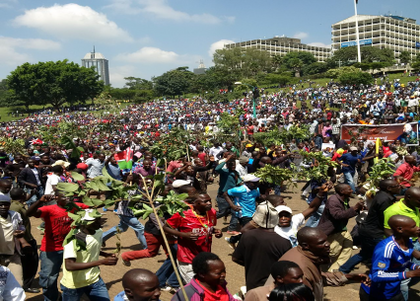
[60, 278, 109, 301]
[216, 195, 239, 231]
[216, 195, 230, 218]
[102, 215, 148, 249]
[305, 204, 325, 227]
[343, 171, 356, 193]
[156, 244, 180, 288]
[400, 240, 420, 300]
[25, 185, 44, 207]
[274, 185, 281, 196]
[39, 250, 63, 301]
[339, 235, 383, 274]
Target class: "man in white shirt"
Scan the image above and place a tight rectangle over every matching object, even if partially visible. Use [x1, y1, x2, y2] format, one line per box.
[44, 166, 63, 196]
[236, 157, 249, 177]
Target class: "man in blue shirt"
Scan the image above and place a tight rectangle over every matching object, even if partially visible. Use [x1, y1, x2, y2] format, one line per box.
[338, 146, 362, 193]
[226, 174, 260, 226]
[360, 215, 420, 301]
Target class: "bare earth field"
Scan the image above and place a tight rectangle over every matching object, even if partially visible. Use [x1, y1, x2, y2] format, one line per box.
[26, 182, 420, 301]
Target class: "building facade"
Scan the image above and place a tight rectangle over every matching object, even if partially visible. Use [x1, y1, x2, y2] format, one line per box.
[332, 15, 420, 61]
[224, 36, 331, 62]
[81, 48, 110, 86]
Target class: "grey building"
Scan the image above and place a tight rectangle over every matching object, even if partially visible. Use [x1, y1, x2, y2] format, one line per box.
[224, 36, 331, 62]
[193, 60, 207, 75]
[332, 14, 420, 61]
[82, 47, 110, 85]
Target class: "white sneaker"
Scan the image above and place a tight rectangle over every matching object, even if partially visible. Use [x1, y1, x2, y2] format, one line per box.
[225, 237, 236, 249]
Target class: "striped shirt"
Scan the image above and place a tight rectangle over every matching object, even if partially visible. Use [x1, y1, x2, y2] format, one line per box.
[361, 236, 418, 299]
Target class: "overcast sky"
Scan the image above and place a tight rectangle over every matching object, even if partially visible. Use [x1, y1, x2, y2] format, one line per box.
[1, 0, 419, 87]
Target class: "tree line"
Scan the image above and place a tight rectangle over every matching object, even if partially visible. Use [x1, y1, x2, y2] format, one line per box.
[1, 46, 420, 108]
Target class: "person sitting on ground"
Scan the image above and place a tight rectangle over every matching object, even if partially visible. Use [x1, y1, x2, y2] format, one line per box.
[171, 252, 235, 301]
[245, 261, 304, 301]
[114, 268, 161, 301]
[360, 215, 420, 301]
[268, 283, 314, 301]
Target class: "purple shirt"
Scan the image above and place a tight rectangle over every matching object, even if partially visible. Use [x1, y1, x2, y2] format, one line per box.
[135, 166, 156, 177]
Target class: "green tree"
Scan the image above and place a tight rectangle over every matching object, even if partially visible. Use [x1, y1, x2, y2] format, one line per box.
[241, 48, 272, 77]
[0, 80, 12, 107]
[7, 60, 104, 111]
[399, 51, 411, 64]
[282, 52, 317, 77]
[213, 48, 272, 87]
[302, 62, 329, 76]
[123, 77, 153, 90]
[338, 70, 373, 86]
[153, 67, 195, 97]
[329, 46, 395, 67]
[271, 55, 283, 70]
[263, 73, 294, 86]
[412, 54, 420, 70]
[213, 48, 243, 89]
[325, 66, 360, 79]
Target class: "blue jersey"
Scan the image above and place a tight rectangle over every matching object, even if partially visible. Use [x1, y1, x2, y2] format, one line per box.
[361, 236, 418, 300]
[227, 185, 259, 218]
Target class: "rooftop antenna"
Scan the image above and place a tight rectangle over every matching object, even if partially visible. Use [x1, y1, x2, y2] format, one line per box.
[91, 45, 95, 59]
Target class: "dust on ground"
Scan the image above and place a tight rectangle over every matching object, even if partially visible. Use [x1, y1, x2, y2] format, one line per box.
[25, 182, 420, 301]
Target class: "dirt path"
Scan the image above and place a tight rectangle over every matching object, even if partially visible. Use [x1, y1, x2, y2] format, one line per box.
[25, 182, 420, 301]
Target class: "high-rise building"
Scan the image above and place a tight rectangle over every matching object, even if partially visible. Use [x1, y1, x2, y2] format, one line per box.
[331, 14, 420, 61]
[193, 60, 207, 75]
[82, 47, 110, 85]
[224, 36, 331, 62]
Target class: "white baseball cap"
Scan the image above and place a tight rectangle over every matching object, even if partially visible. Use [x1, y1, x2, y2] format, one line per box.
[275, 205, 293, 214]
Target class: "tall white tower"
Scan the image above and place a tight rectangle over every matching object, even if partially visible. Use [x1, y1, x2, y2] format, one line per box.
[82, 47, 110, 85]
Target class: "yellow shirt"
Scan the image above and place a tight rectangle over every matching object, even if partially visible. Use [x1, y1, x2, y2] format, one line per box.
[61, 229, 103, 289]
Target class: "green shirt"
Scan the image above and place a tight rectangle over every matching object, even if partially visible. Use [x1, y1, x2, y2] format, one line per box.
[384, 199, 420, 238]
[9, 200, 34, 242]
[215, 161, 240, 194]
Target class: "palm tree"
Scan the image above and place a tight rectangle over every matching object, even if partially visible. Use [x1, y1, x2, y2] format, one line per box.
[271, 55, 283, 71]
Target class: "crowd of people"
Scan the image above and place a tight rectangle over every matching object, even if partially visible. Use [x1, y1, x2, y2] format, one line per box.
[1, 79, 420, 301]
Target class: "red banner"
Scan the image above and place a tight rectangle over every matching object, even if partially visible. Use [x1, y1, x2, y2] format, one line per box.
[340, 122, 419, 145]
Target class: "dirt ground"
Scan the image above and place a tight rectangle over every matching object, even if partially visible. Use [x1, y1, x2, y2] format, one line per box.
[25, 182, 420, 301]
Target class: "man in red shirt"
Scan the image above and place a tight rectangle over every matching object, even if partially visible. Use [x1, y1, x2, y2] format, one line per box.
[27, 193, 89, 301]
[394, 155, 420, 193]
[164, 193, 222, 284]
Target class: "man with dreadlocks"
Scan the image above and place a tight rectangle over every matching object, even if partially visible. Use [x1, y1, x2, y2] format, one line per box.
[60, 209, 118, 301]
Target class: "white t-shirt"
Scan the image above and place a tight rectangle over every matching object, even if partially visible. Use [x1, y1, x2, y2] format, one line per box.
[274, 213, 305, 247]
[44, 174, 61, 195]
